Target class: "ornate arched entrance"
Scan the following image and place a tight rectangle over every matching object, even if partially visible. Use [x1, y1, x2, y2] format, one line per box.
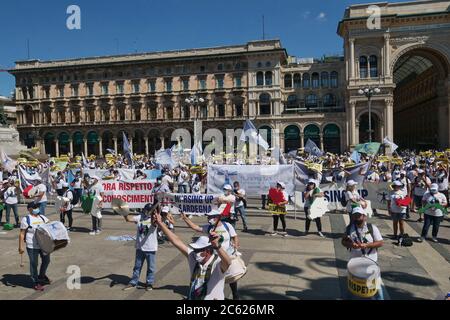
[392, 47, 449, 150]
[358, 112, 380, 144]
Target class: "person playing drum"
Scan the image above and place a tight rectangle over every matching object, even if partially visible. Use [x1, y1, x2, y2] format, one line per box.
[18, 202, 51, 291]
[181, 209, 241, 300]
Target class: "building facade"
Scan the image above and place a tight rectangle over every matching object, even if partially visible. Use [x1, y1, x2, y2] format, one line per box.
[9, 0, 450, 156]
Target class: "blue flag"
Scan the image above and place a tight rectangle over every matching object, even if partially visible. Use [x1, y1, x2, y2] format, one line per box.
[350, 150, 361, 164]
[122, 132, 133, 165]
[239, 120, 269, 150]
[304, 139, 323, 157]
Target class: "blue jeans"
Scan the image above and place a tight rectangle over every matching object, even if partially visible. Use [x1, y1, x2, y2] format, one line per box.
[421, 214, 442, 238]
[26, 248, 51, 285]
[235, 206, 248, 229]
[39, 202, 47, 216]
[5, 203, 19, 225]
[129, 249, 156, 286]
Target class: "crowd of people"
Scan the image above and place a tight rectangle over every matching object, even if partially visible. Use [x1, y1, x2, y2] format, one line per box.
[0, 147, 449, 299]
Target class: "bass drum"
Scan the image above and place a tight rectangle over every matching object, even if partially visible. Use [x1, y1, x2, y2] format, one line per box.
[225, 254, 247, 284]
[35, 221, 70, 255]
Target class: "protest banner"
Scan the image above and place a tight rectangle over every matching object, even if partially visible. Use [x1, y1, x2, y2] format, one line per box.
[207, 165, 295, 196]
[156, 193, 220, 216]
[100, 180, 156, 209]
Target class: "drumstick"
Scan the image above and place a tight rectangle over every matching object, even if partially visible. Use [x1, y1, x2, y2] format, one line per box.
[20, 253, 24, 267]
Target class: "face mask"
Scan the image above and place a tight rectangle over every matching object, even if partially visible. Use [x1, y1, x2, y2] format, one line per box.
[32, 209, 40, 214]
[208, 218, 216, 225]
[195, 252, 205, 263]
[224, 190, 231, 196]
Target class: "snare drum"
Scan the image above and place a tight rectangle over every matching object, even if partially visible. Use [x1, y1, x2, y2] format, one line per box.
[347, 257, 380, 298]
[35, 221, 70, 255]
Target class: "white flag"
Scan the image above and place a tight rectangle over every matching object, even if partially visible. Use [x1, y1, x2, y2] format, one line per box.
[383, 137, 398, 152]
[0, 148, 17, 173]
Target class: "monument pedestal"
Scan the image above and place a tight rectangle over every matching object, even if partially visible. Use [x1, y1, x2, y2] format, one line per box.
[0, 126, 27, 156]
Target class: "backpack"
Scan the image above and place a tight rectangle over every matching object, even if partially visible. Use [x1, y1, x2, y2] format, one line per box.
[398, 233, 413, 247]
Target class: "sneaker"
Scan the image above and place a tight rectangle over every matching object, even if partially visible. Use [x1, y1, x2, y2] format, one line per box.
[270, 232, 278, 236]
[66, 227, 72, 232]
[283, 233, 289, 237]
[122, 284, 136, 291]
[95, 230, 101, 235]
[417, 218, 423, 222]
[38, 276, 51, 285]
[89, 231, 96, 235]
[318, 232, 325, 238]
[33, 284, 45, 291]
[432, 237, 438, 243]
[417, 237, 424, 243]
[242, 228, 248, 233]
[145, 284, 153, 291]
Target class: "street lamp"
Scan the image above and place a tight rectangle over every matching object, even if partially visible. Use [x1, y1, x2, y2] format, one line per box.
[185, 95, 206, 149]
[358, 87, 381, 143]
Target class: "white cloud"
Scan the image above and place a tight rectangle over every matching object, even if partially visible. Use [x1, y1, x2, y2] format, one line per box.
[302, 11, 311, 19]
[316, 12, 327, 21]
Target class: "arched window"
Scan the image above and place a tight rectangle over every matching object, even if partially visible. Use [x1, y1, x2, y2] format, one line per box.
[58, 132, 70, 155]
[260, 125, 272, 148]
[284, 74, 292, 88]
[304, 124, 320, 148]
[305, 94, 318, 109]
[265, 71, 273, 86]
[303, 73, 310, 88]
[369, 55, 378, 78]
[323, 124, 341, 153]
[323, 94, 336, 107]
[287, 95, 298, 109]
[259, 93, 271, 115]
[256, 72, 264, 86]
[284, 125, 300, 152]
[44, 132, 56, 156]
[321, 72, 329, 88]
[293, 73, 301, 88]
[312, 73, 320, 88]
[72, 132, 83, 156]
[330, 71, 338, 88]
[359, 56, 368, 78]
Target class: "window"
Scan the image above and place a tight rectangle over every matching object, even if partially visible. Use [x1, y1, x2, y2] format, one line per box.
[293, 73, 301, 88]
[257, 62, 262, 68]
[166, 106, 173, 119]
[217, 104, 225, 117]
[165, 80, 172, 92]
[369, 55, 378, 78]
[183, 79, 189, 91]
[323, 94, 336, 107]
[199, 78, 207, 90]
[87, 84, 94, 96]
[200, 65, 206, 72]
[330, 71, 338, 88]
[266, 61, 271, 67]
[132, 82, 140, 94]
[148, 81, 156, 93]
[234, 76, 242, 88]
[235, 63, 241, 70]
[303, 73, 310, 88]
[287, 95, 298, 109]
[284, 74, 292, 88]
[45, 87, 50, 99]
[58, 87, 64, 98]
[265, 71, 273, 86]
[321, 72, 329, 88]
[359, 56, 368, 78]
[312, 73, 320, 88]
[217, 64, 223, 71]
[235, 104, 243, 116]
[256, 72, 264, 86]
[259, 93, 271, 115]
[305, 94, 318, 109]
[216, 76, 224, 89]
[71, 86, 79, 97]
[116, 83, 124, 94]
[200, 106, 207, 118]
[165, 68, 172, 75]
[101, 83, 109, 95]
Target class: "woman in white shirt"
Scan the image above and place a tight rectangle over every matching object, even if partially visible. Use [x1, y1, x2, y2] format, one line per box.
[345, 180, 365, 219]
[418, 184, 447, 243]
[4, 180, 20, 227]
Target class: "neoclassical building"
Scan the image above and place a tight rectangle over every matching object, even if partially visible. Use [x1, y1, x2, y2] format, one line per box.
[9, 0, 450, 156]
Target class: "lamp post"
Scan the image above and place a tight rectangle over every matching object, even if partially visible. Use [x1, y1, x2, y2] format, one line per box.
[358, 87, 381, 143]
[185, 95, 206, 148]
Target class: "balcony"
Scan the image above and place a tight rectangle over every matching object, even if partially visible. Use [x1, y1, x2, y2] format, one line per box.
[283, 105, 345, 114]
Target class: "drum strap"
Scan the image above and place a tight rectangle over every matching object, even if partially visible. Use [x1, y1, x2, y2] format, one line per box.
[354, 223, 374, 256]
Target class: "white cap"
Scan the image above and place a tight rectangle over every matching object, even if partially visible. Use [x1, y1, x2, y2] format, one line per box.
[392, 180, 404, 187]
[352, 206, 367, 215]
[417, 169, 425, 174]
[307, 179, 316, 185]
[347, 180, 358, 186]
[223, 184, 232, 191]
[62, 182, 69, 188]
[206, 209, 221, 217]
[277, 181, 286, 189]
[161, 206, 170, 213]
[430, 183, 439, 193]
[189, 236, 212, 250]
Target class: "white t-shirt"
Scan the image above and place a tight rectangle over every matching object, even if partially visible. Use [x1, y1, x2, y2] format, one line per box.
[72, 177, 82, 189]
[435, 171, 448, 192]
[390, 190, 407, 213]
[201, 222, 237, 256]
[161, 175, 173, 186]
[234, 189, 246, 208]
[347, 223, 382, 262]
[187, 249, 225, 300]
[62, 189, 74, 211]
[220, 194, 236, 214]
[345, 190, 361, 212]
[178, 171, 189, 186]
[413, 176, 431, 196]
[89, 183, 104, 196]
[20, 214, 50, 249]
[55, 177, 64, 190]
[4, 186, 18, 205]
[133, 214, 158, 252]
[422, 192, 447, 217]
[36, 183, 48, 203]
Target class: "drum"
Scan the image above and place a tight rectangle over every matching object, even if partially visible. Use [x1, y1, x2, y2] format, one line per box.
[35, 221, 70, 255]
[225, 254, 247, 284]
[347, 257, 380, 298]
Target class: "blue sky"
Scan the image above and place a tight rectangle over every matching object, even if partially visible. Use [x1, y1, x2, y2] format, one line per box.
[0, 0, 406, 96]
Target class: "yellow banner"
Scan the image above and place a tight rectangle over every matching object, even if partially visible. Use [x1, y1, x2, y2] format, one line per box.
[268, 203, 287, 215]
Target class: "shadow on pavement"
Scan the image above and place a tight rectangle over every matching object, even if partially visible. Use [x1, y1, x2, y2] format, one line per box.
[80, 274, 131, 287]
[155, 284, 189, 297]
[382, 271, 437, 287]
[243, 229, 267, 236]
[69, 227, 91, 233]
[239, 284, 301, 300]
[254, 262, 303, 275]
[285, 277, 341, 299]
[1, 274, 32, 289]
[307, 257, 347, 270]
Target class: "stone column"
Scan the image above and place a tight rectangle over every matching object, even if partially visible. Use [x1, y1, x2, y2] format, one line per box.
[300, 132, 305, 148]
[144, 137, 149, 156]
[113, 137, 118, 154]
[384, 34, 391, 77]
[349, 100, 357, 146]
[319, 133, 324, 151]
[83, 139, 88, 156]
[349, 38, 355, 79]
[129, 137, 133, 153]
[69, 139, 74, 155]
[384, 98, 394, 140]
[160, 136, 165, 149]
[99, 139, 103, 157]
[55, 139, 60, 158]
